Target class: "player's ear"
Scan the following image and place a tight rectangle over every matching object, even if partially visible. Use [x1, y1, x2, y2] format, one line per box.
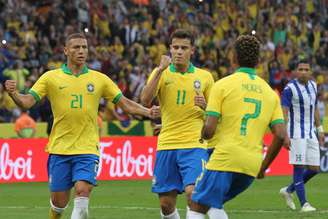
[190, 46, 195, 55]
[63, 46, 68, 56]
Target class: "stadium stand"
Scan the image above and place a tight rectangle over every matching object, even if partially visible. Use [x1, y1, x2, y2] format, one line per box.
[0, 0, 328, 126]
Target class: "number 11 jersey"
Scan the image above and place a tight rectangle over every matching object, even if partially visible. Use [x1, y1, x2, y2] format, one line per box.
[147, 63, 214, 151]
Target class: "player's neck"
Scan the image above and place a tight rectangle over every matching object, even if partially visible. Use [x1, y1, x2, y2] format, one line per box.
[297, 79, 308, 85]
[67, 61, 85, 75]
[174, 63, 189, 73]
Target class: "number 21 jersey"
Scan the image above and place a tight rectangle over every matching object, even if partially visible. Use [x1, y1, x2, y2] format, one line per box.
[29, 64, 122, 156]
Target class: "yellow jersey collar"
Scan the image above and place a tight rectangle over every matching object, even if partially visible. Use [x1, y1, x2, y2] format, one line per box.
[169, 63, 195, 74]
[61, 63, 89, 77]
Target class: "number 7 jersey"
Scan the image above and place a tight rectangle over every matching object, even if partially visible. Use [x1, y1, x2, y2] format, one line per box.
[148, 63, 214, 150]
[29, 64, 122, 156]
[205, 68, 284, 177]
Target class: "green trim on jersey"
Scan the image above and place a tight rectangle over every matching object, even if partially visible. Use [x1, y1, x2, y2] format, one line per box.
[206, 111, 221, 118]
[61, 63, 89, 77]
[269, 119, 285, 128]
[28, 90, 41, 102]
[112, 92, 123, 104]
[169, 63, 195, 74]
[236, 67, 256, 80]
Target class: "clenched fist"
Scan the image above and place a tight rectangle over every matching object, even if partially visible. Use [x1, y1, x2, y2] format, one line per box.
[194, 91, 207, 110]
[149, 105, 161, 119]
[4, 80, 17, 95]
[158, 55, 171, 72]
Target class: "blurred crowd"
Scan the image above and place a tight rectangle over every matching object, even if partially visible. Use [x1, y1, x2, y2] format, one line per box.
[1, 0, 328, 124]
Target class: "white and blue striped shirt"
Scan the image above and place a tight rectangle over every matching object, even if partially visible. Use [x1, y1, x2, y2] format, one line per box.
[281, 79, 318, 139]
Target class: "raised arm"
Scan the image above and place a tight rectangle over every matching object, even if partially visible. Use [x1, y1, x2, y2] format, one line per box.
[140, 55, 171, 107]
[5, 80, 36, 110]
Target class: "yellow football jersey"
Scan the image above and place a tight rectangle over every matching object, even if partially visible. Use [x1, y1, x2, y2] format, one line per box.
[29, 64, 122, 156]
[206, 68, 284, 177]
[148, 63, 214, 150]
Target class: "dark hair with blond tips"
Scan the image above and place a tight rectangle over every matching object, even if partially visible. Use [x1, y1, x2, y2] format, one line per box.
[234, 35, 260, 68]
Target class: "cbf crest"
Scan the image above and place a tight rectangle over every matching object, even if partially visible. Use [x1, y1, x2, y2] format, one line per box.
[194, 80, 201, 91]
[87, 83, 95, 92]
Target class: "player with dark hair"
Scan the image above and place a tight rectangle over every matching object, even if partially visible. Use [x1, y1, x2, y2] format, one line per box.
[279, 58, 324, 212]
[5, 33, 159, 219]
[187, 35, 289, 219]
[141, 29, 214, 219]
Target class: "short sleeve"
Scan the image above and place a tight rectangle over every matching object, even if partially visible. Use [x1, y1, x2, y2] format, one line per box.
[102, 76, 122, 104]
[281, 86, 292, 108]
[204, 73, 215, 101]
[205, 82, 223, 118]
[29, 73, 48, 102]
[270, 93, 285, 127]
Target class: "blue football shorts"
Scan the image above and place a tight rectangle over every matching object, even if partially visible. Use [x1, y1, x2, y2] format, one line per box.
[152, 148, 208, 194]
[192, 169, 254, 208]
[47, 154, 99, 192]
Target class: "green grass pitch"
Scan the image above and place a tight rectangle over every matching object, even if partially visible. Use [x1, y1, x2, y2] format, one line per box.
[0, 175, 328, 218]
